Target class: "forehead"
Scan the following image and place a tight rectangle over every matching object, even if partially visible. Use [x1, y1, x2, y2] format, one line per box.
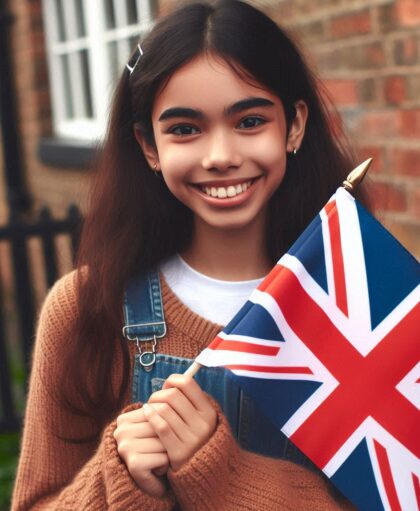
[152, 53, 281, 118]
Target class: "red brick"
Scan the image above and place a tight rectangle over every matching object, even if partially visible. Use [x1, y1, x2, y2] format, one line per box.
[343, 42, 386, 70]
[390, 148, 420, 176]
[371, 182, 407, 212]
[358, 146, 384, 173]
[323, 79, 358, 106]
[364, 43, 386, 67]
[384, 76, 406, 105]
[360, 111, 399, 138]
[330, 10, 372, 38]
[398, 110, 420, 139]
[409, 187, 420, 218]
[395, 0, 420, 27]
[358, 78, 378, 104]
[393, 37, 419, 66]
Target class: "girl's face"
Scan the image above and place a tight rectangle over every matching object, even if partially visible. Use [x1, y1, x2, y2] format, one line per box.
[137, 53, 307, 234]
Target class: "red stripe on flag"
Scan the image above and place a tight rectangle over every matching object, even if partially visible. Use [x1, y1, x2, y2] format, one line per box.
[373, 440, 402, 511]
[208, 336, 280, 356]
[413, 473, 420, 510]
[224, 364, 313, 374]
[267, 265, 420, 466]
[324, 201, 348, 317]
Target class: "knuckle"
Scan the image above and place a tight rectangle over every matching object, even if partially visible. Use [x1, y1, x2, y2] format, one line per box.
[155, 421, 171, 435]
[126, 452, 140, 470]
[116, 439, 129, 457]
[159, 402, 171, 414]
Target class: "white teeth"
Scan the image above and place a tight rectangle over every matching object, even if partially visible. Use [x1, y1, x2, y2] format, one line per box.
[200, 180, 253, 199]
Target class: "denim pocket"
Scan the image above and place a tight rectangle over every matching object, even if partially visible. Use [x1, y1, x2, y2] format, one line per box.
[151, 377, 165, 393]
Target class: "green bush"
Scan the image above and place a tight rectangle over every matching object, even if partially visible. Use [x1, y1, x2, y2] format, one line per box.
[0, 432, 20, 511]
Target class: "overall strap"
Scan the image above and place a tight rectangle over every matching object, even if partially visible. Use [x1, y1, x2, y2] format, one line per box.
[122, 269, 166, 371]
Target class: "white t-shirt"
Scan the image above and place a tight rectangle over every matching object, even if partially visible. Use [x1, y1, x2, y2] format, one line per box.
[160, 254, 265, 326]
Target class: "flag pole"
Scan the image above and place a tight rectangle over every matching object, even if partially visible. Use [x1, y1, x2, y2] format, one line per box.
[184, 158, 373, 379]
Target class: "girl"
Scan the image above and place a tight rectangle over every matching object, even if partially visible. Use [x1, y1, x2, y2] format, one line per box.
[12, 1, 369, 509]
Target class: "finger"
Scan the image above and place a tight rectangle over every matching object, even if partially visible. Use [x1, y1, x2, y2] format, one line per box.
[116, 407, 148, 427]
[143, 403, 183, 455]
[129, 453, 169, 498]
[153, 461, 170, 477]
[139, 472, 167, 499]
[149, 387, 198, 428]
[117, 436, 166, 462]
[114, 419, 159, 443]
[132, 437, 167, 454]
[149, 402, 196, 443]
[163, 374, 212, 414]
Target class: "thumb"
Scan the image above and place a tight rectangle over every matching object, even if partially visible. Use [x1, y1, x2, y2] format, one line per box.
[141, 470, 168, 498]
[153, 462, 169, 476]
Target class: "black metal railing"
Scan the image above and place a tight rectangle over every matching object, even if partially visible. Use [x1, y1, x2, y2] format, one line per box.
[0, 205, 82, 433]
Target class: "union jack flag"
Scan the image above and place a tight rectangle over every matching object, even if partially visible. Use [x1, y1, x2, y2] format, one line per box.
[196, 187, 420, 511]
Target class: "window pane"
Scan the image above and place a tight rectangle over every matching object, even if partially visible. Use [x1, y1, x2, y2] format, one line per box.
[75, 0, 86, 37]
[60, 54, 74, 118]
[104, 0, 116, 29]
[129, 35, 140, 51]
[127, 0, 138, 24]
[108, 41, 119, 81]
[80, 50, 94, 118]
[55, 0, 67, 41]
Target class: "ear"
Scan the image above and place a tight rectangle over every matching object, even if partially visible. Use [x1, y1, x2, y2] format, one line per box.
[133, 124, 161, 172]
[286, 100, 308, 154]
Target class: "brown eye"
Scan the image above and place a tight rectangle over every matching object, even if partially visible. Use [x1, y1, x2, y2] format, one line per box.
[238, 116, 266, 129]
[169, 125, 200, 136]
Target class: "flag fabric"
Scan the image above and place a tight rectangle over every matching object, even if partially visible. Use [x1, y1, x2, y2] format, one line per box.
[196, 187, 420, 511]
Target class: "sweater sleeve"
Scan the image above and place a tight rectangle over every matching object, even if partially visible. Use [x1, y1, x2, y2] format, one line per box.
[168, 400, 356, 511]
[11, 272, 176, 511]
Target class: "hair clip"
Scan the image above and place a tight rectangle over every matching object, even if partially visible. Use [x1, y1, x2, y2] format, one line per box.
[126, 44, 143, 75]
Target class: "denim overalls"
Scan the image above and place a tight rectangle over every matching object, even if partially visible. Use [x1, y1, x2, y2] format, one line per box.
[123, 269, 315, 466]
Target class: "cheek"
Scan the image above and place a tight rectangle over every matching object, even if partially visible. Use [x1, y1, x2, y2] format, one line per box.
[246, 135, 287, 176]
[158, 145, 198, 180]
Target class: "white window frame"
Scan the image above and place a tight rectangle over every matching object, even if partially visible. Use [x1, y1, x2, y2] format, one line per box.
[42, 0, 155, 141]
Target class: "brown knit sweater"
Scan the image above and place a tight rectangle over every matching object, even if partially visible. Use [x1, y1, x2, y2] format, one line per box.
[12, 270, 354, 510]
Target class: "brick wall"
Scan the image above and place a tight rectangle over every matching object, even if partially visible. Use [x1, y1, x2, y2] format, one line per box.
[262, 0, 420, 258]
[6, 0, 420, 259]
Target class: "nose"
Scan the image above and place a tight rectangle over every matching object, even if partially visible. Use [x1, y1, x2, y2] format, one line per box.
[201, 129, 242, 172]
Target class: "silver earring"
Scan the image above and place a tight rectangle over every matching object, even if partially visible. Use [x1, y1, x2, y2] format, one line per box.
[293, 147, 298, 155]
[152, 162, 160, 177]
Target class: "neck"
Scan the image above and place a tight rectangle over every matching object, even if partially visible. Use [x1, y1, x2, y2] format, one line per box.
[181, 217, 272, 281]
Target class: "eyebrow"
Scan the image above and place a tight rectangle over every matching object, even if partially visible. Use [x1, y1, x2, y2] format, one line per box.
[158, 97, 275, 122]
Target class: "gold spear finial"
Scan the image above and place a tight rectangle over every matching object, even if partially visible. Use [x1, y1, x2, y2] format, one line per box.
[342, 158, 373, 193]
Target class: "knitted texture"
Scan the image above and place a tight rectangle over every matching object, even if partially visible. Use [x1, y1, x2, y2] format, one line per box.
[12, 271, 354, 510]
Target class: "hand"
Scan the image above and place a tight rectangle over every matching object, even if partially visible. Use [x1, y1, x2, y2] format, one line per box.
[113, 407, 170, 498]
[143, 373, 218, 472]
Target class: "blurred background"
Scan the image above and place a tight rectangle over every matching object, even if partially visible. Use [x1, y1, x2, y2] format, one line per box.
[0, 0, 419, 508]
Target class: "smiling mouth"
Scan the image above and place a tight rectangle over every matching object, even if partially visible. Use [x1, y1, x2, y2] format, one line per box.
[194, 178, 258, 199]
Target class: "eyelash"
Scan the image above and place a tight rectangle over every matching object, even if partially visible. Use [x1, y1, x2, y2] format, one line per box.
[167, 116, 267, 136]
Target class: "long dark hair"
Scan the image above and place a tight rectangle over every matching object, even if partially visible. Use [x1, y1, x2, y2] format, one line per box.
[59, 0, 370, 439]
